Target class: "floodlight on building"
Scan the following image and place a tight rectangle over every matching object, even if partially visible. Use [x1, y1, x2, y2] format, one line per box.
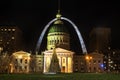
[85, 55, 92, 60]
[27, 57, 30, 60]
[18, 55, 22, 59]
[86, 56, 89, 60]
[90, 57, 92, 59]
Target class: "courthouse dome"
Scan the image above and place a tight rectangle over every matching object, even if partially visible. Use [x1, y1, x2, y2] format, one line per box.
[47, 11, 70, 50]
[48, 23, 69, 33]
[48, 11, 69, 34]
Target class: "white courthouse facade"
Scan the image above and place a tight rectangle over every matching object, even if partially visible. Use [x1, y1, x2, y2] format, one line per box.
[43, 48, 74, 73]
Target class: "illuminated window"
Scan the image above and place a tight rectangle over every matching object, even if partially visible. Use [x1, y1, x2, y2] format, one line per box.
[75, 67, 78, 71]
[8, 29, 11, 31]
[81, 62, 83, 65]
[104, 61, 106, 63]
[7, 42, 9, 44]
[12, 29, 15, 31]
[113, 52, 115, 55]
[5, 29, 7, 31]
[12, 37, 15, 39]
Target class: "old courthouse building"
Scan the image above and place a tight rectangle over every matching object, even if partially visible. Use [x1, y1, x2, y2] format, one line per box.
[43, 11, 74, 73]
[9, 11, 104, 73]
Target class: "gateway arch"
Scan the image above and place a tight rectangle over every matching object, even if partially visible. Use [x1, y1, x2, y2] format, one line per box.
[35, 17, 87, 54]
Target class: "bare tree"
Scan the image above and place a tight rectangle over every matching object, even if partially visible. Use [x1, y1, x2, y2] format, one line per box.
[0, 52, 11, 73]
[29, 56, 36, 73]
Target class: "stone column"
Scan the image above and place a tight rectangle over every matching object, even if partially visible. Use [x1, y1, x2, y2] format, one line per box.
[66, 56, 68, 73]
[60, 57, 63, 72]
[43, 56, 46, 73]
[71, 55, 73, 73]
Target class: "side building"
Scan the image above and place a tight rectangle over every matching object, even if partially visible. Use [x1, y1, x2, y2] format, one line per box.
[10, 51, 44, 73]
[104, 49, 120, 72]
[0, 26, 23, 55]
[73, 52, 104, 73]
[10, 51, 31, 73]
[89, 27, 111, 53]
[73, 54, 87, 72]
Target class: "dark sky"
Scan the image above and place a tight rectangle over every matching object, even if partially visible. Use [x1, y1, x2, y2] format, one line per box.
[0, 0, 120, 52]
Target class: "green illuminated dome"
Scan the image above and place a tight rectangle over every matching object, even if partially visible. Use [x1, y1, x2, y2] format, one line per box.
[47, 11, 70, 50]
[49, 23, 69, 33]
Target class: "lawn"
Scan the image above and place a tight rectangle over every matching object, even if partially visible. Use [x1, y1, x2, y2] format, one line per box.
[0, 73, 120, 80]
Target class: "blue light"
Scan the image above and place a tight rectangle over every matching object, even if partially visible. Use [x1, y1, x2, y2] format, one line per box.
[100, 64, 104, 68]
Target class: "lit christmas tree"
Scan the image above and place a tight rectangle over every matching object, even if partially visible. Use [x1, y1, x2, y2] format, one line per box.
[48, 46, 61, 73]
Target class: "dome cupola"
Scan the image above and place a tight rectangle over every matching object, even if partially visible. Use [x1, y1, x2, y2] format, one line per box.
[48, 10, 69, 34]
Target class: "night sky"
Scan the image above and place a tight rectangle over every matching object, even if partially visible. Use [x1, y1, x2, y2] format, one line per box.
[0, 0, 120, 52]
